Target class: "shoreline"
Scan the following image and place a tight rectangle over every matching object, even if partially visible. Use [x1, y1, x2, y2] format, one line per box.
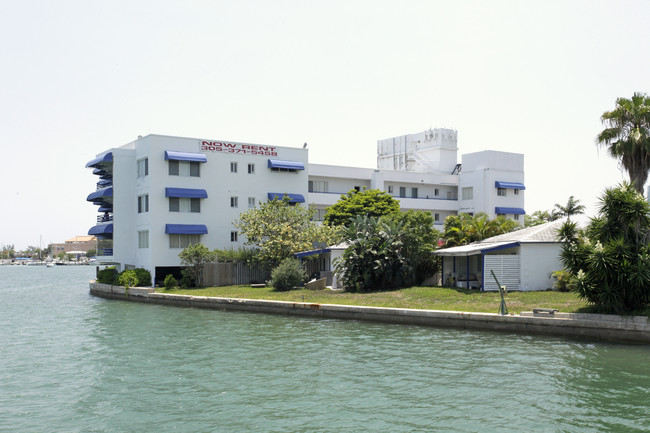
[89, 282, 650, 344]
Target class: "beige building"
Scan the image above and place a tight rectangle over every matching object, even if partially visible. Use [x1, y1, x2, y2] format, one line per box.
[51, 236, 98, 256]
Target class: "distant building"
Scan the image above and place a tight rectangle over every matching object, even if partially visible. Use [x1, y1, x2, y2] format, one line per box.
[85, 129, 525, 283]
[51, 236, 97, 256]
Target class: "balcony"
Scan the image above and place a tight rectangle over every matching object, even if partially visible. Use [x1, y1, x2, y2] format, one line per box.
[97, 214, 113, 223]
[95, 239, 114, 262]
[395, 196, 459, 212]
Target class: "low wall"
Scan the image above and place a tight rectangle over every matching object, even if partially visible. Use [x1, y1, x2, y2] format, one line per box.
[89, 282, 650, 344]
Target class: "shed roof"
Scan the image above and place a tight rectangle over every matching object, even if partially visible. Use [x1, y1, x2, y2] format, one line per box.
[434, 220, 565, 257]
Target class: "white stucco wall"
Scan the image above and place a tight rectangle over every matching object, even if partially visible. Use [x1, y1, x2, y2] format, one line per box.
[459, 150, 525, 219]
[519, 243, 563, 291]
[101, 134, 309, 278]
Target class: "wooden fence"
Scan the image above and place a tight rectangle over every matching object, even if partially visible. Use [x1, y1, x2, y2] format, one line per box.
[203, 262, 272, 287]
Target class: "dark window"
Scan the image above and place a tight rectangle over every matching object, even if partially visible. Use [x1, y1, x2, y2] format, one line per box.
[190, 198, 200, 213]
[137, 195, 149, 213]
[169, 160, 179, 176]
[190, 161, 200, 177]
[169, 197, 180, 212]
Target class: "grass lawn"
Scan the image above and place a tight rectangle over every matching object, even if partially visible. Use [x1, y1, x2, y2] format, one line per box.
[160, 285, 594, 315]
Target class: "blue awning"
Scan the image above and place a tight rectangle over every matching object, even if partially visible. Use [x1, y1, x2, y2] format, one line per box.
[267, 159, 305, 170]
[165, 187, 208, 198]
[97, 179, 112, 187]
[98, 206, 112, 212]
[495, 207, 526, 215]
[86, 187, 113, 201]
[295, 248, 331, 259]
[164, 151, 207, 163]
[165, 224, 208, 235]
[88, 223, 113, 235]
[267, 193, 306, 203]
[495, 181, 526, 190]
[86, 152, 113, 168]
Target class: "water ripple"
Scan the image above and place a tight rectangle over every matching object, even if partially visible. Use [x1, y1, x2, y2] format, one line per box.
[1, 266, 649, 432]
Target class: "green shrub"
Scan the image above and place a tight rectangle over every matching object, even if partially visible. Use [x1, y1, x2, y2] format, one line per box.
[132, 268, 152, 287]
[163, 274, 178, 290]
[214, 247, 258, 263]
[180, 269, 193, 289]
[551, 270, 575, 292]
[119, 270, 139, 289]
[97, 267, 119, 285]
[270, 258, 307, 291]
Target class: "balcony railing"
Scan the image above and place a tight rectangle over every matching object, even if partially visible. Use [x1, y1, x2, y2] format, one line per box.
[309, 191, 458, 200]
[97, 248, 113, 256]
[97, 214, 113, 223]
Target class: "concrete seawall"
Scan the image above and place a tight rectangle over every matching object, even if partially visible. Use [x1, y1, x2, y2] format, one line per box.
[89, 282, 650, 344]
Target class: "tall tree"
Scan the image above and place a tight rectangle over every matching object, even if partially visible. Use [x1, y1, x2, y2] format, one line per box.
[554, 196, 586, 220]
[235, 196, 341, 267]
[559, 183, 650, 313]
[597, 92, 650, 194]
[323, 189, 400, 227]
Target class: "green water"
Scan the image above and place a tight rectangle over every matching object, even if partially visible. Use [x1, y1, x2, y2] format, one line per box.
[0, 266, 648, 432]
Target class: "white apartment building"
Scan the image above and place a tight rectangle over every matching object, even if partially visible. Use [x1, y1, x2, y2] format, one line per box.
[86, 129, 524, 283]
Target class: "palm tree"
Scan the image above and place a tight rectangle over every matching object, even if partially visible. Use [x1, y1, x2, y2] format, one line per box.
[554, 196, 586, 220]
[443, 213, 520, 246]
[597, 92, 650, 195]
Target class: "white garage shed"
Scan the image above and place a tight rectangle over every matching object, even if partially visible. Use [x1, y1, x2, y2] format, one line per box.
[434, 220, 565, 291]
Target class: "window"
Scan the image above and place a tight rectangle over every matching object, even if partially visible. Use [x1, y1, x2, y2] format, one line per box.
[311, 208, 327, 221]
[411, 187, 418, 199]
[434, 188, 439, 196]
[399, 187, 406, 198]
[248, 163, 255, 174]
[308, 181, 329, 193]
[388, 185, 393, 194]
[169, 160, 178, 175]
[231, 162, 238, 173]
[169, 197, 200, 213]
[462, 187, 473, 200]
[270, 165, 302, 173]
[169, 234, 201, 249]
[497, 188, 507, 197]
[434, 213, 440, 222]
[169, 160, 200, 177]
[354, 186, 361, 192]
[230, 196, 238, 208]
[138, 230, 149, 249]
[137, 194, 149, 213]
[231, 231, 238, 242]
[514, 214, 520, 221]
[514, 189, 519, 195]
[137, 158, 148, 178]
[248, 197, 255, 208]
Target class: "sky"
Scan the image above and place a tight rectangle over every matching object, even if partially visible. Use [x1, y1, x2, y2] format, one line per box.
[1, 0, 649, 251]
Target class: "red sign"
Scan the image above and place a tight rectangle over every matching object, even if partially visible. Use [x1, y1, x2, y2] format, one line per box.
[200, 141, 278, 157]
